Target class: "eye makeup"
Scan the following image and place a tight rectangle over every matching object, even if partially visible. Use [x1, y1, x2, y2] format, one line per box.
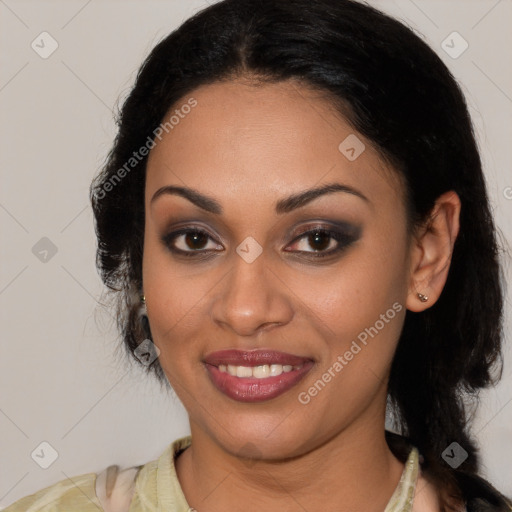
[159, 220, 362, 262]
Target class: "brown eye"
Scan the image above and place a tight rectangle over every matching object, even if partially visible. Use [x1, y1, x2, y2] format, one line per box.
[161, 228, 223, 256]
[305, 231, 334, 252]
[285, 226, 359, 257]
[183, 231, 209, 250]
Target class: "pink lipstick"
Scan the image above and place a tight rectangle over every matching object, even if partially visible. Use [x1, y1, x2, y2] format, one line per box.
[203, 349, 314, 402]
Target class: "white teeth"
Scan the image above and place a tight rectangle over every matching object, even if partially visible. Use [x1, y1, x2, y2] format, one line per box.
[270, 364, 283, 376]
[217, 363, 302, 378]
[252, 364, 270, 378]
[236, 366, 253, 378]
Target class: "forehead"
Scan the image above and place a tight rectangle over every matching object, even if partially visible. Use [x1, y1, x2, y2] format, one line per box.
[145, 79, 404, 213]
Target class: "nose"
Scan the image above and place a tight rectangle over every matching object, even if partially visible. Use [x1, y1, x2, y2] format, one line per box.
[211, 250, 294, 338]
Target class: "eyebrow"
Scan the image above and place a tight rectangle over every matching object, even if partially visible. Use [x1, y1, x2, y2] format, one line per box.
[150, 182, 370, 215]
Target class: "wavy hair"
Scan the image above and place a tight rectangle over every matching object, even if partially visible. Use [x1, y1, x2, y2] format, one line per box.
[90, 0, 506, 508]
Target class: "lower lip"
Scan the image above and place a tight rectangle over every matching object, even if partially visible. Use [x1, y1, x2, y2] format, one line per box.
[204, 362, 314, 403]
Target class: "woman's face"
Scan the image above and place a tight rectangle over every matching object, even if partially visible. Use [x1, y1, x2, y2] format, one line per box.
[143, 79, 412, 459]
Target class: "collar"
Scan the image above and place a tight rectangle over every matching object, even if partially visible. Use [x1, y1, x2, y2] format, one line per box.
[143, 435, 420, 512]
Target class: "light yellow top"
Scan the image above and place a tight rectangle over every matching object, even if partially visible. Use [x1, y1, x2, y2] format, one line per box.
[4, 435, 421, 512]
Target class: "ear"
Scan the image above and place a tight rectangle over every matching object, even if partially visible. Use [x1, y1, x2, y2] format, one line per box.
[406, 190, 461, 312]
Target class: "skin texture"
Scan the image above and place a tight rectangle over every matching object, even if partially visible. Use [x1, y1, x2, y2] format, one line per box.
[142, 78, 460, 512]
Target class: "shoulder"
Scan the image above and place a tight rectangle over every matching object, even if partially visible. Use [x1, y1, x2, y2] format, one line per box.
[3, 465, 144, 512]
[385, 431, 512, 512]
[2, 437, 192, 512]
[411, 468, 512, 512]
[2, 470, 102, 511]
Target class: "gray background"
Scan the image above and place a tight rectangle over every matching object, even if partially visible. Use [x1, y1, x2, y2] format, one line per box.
[1, 0, 511, 507]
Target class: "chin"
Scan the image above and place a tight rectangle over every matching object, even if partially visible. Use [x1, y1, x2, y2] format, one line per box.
[203, 413, 319, 461]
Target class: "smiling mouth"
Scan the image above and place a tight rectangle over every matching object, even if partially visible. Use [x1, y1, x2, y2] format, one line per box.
[203, 349, 314, 402]
[217, 363, 304, 378]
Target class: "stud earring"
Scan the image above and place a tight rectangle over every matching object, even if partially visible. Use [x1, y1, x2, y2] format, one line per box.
[139, 295, 147, 319]
[417, 293, 428, 302]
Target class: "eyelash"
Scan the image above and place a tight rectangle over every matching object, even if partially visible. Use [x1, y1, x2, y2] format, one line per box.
[161, 225, 358, 259]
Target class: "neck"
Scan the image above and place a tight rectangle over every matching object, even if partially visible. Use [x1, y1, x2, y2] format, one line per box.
[175, 413, 405, 512]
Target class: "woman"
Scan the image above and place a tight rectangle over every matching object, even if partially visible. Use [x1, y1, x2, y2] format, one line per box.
[5, 0, 511, 510]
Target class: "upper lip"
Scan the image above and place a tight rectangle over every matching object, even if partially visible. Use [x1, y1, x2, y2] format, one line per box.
[203, 349, 313, 367]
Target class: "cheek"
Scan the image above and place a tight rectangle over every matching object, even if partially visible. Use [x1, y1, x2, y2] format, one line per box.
[142, 232, 223, 366]
[288, 228, 409, 417]
[292, 244, 407, 431]
[291, 227, 408, 340]
[143, 263, 210, 397]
